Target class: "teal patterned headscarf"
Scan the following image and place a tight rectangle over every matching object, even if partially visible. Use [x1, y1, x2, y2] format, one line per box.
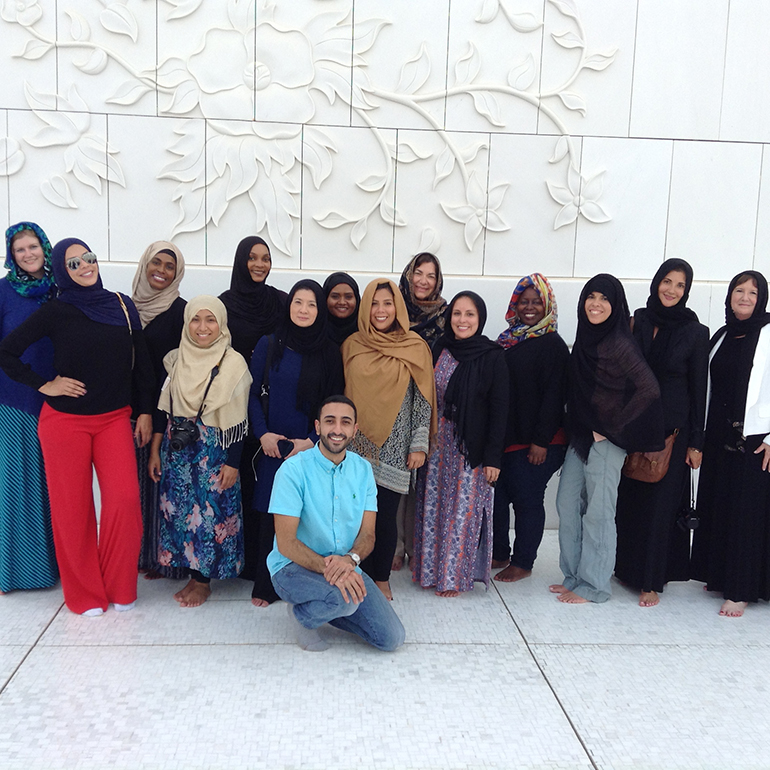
[4, 221, 57, 303]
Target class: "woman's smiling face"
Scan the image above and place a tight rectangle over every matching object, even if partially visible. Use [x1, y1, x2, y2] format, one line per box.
[188, 309, 220, 348]
[290, 288, 318, 328]
[370, 287, 397, 332]
[146, 252, 177, 291]
[584, 291, 612, 325]
[657, 270, 687, 308]
[327, 283, 357, 319]
[450, 296, 480, 339]
[247, 243, 271, 283]
[517, 286, 545, 327]
[65, 244, 99, 287]
[12, 232, 45, 279]
[731, 278, 758, 321]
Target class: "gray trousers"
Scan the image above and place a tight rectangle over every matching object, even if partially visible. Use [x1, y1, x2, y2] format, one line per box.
[556, 440, 626, 603]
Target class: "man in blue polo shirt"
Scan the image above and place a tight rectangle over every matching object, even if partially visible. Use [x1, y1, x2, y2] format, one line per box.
[267, 394, 405, 652]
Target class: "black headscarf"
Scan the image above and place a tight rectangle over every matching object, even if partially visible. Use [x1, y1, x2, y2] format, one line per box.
[714, 271, 770, 424]
[218, 236, 285, 360]
[644, 258, 698, 329]
[642, 258, 700, 376]
[569, 274, 664, 461]
[432, 291, 503, 468]
[275, 279, 343, 427]
[723, 270, 770, 337]
[322, 272, 360, 346]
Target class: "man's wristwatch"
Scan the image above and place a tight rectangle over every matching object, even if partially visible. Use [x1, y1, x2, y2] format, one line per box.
[345, 551, 361, 568]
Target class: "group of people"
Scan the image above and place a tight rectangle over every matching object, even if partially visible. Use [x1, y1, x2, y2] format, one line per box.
[1, 223, 769, 655]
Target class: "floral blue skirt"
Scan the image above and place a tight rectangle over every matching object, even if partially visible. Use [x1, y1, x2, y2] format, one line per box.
[158, 420, 244, 580]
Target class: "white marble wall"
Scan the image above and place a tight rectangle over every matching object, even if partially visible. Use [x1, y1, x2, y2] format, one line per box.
[1, 0, 769, 341]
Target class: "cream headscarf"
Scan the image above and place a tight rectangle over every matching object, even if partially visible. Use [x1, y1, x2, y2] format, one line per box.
[131, 241, 186, 328]
[342, 279, 437, 448]
[158, 295, 252, 449]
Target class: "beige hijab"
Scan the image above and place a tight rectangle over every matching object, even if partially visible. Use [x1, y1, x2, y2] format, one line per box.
[342, 279, 437, 448]
[131, 241, 186, 327]
[158, 295, 252, 448]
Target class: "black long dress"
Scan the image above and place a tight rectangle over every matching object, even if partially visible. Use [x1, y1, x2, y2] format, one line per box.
[690, 334, 770, 603]
[134, 296, 187, 579]
[614, 309, 708, 593]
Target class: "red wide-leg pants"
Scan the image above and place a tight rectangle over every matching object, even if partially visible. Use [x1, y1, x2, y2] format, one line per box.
[38, 404, 142, 614]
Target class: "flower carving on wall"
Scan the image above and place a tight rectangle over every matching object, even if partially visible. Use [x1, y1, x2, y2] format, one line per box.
[1, 0, 617, 255]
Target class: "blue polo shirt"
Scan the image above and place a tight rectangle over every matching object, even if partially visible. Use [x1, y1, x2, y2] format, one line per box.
[266, 443, 378, 577]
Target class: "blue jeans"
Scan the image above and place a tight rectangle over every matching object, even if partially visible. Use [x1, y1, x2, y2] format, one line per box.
[271, 563, 406, 651]
[555, 441, 626, 603]
[492, 445, 566, 569]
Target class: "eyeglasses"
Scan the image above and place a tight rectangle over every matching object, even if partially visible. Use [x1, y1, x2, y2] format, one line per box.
[66, 252, 98, 271]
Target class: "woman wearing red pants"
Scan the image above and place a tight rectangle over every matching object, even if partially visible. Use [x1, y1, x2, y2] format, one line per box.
[0, 237, 153, 616]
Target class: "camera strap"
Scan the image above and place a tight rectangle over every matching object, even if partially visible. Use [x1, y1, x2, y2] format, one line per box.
[259, 334, 276, 420]
[169, 352, 227, 424]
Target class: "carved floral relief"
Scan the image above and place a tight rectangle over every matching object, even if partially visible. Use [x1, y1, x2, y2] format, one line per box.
[0, 0, 617, 262]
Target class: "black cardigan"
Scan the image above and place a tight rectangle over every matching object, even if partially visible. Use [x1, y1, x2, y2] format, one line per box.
[440, 347, 510, 469]
[500, 332, 569, 448]
[631, 309, 709, 450]
[136, 297, 186, 430]
[0, 299, 154, 416]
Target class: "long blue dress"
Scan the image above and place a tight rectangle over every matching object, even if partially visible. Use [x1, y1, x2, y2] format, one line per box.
[0, 279, 58, 591]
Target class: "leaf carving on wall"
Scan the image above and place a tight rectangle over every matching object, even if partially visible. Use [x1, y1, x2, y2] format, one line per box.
[1, 0, 617, 254]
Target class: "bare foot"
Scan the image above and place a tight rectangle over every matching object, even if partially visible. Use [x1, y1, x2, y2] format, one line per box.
[391, 555, 404, 572]
[491, 559, 510, 570]
[719, 600, 748, 617]
[375, 580, 393, 601]
[179, 580, 211, 608]
[557, 590, 589, 604]
[639, 590, 659, 607]
[251, 597, 269, 608]
[143, 569, 164, 581]
[436, 589, 460, 597]
[495, 565, 532, 583]
[549, 584, 568, 594]
[173, 579, 196, 603]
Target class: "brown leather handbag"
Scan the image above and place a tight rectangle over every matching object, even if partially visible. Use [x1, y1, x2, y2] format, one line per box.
[622, 429, 679, 483]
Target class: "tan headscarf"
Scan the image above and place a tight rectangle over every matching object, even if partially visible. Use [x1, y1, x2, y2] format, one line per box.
[158, 295, 252, 448]
[342, 279, 437, 448]
[131, 241, 186, 327]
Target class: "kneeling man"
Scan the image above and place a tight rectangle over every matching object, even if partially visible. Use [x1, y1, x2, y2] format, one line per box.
[267, 395, 406, 652]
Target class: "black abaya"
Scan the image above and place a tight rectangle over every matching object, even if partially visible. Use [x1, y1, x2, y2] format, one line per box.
[691, 335, 770, 602]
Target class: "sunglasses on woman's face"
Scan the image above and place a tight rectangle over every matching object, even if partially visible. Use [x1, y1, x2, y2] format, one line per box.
[66, 252, 98, 271]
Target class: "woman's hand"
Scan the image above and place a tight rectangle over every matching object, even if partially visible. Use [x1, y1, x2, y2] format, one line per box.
[286, 437, 314, 458]
[527, 444, 547, 465]
[483, 466, 500, 484]
[685, 447, 702, 469]
[148, 452, 162, 482]
[260, 431, 288, 458]
[754, 442, 770, 472]
[38, 375, 86, 398]
[216, 464, 239, 490]
[407, 451, 426, 470]
[148, 433, 164, 482]
[134, 414, 152, 447]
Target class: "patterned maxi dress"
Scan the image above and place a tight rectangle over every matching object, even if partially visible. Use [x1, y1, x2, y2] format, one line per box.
[413, 350, 493, 593]
[157, 421, 244, 579]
